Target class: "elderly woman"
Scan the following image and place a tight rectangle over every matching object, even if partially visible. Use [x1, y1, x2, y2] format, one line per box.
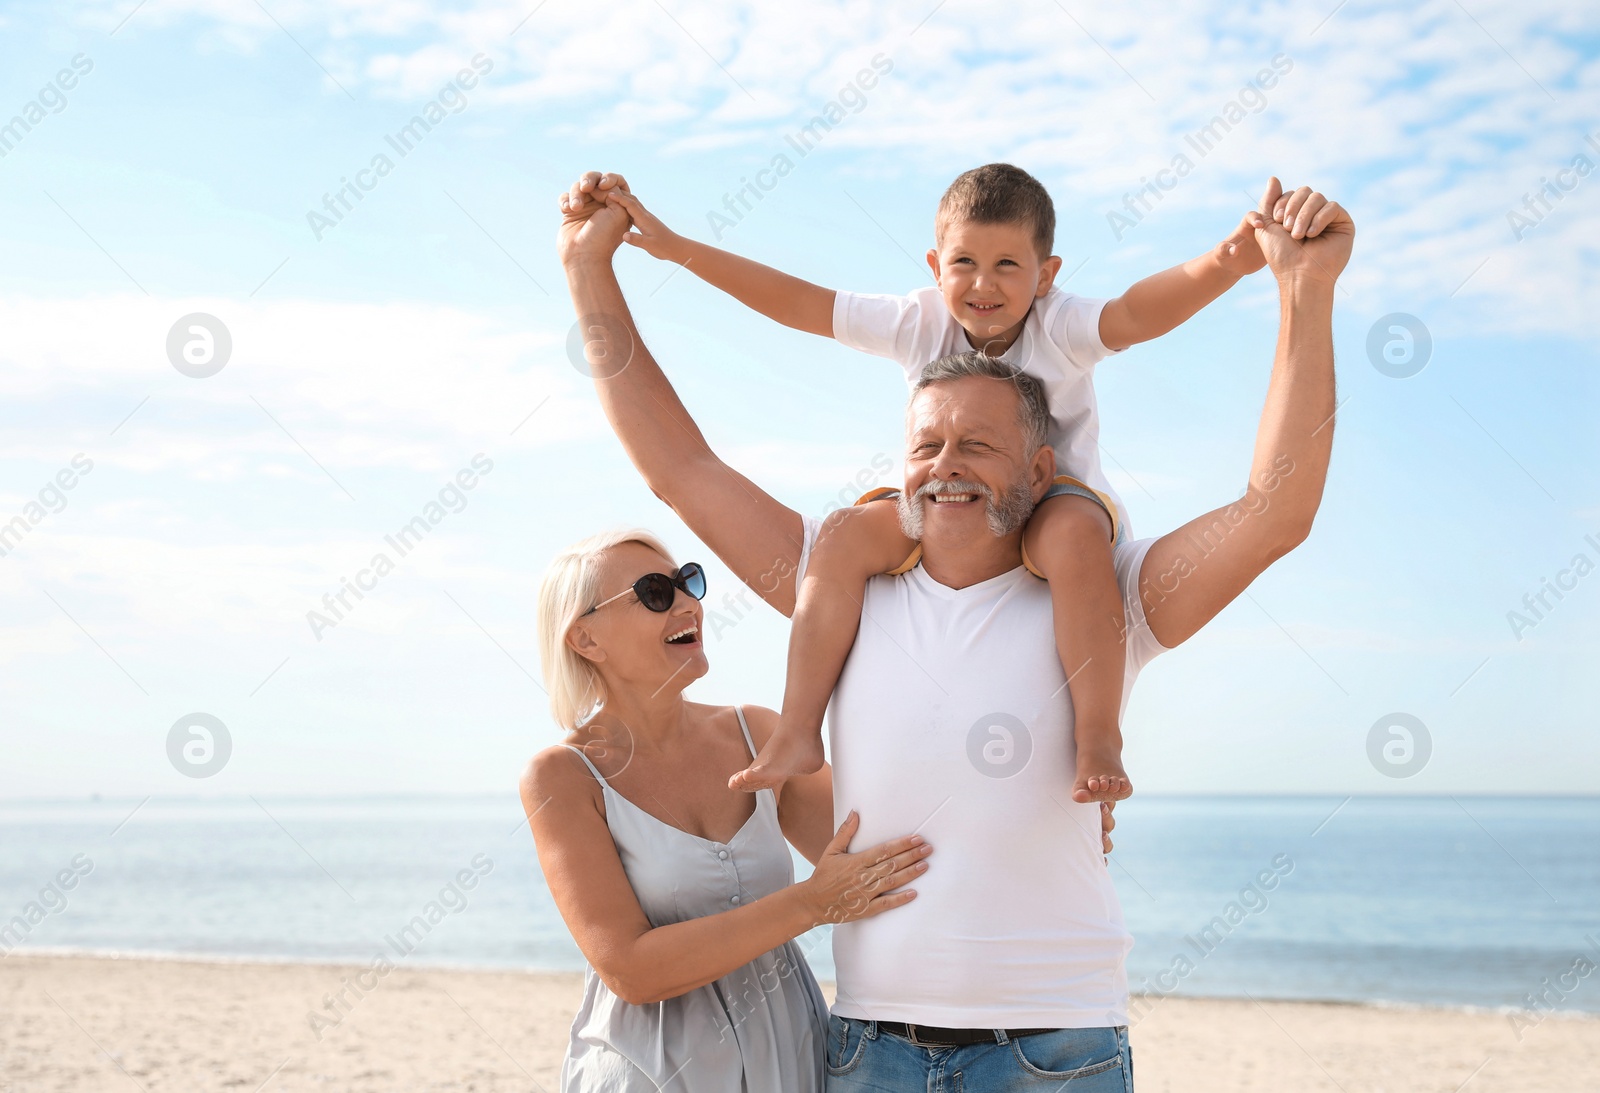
[521, 527, 933, 1092]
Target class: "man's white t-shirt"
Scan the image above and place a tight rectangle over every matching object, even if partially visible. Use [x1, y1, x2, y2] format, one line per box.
[797, 516, 1167, 1029]
[833, 284, 1128, 532]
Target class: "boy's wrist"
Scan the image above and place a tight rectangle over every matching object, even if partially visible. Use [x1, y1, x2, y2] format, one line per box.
[1196, 248, 1244, 283]
[659, 233, 695, 265]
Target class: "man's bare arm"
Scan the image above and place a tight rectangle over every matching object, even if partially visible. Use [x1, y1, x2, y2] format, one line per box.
[559, 179, 807, 616]
[1139, 188, 1352, 649]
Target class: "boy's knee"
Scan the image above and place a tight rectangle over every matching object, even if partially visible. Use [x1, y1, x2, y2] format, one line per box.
[819, 502, 908, 550]
[811, 500, 912, 576]
[1032, 493, 1115, 544]
[818, 500, 884, 543]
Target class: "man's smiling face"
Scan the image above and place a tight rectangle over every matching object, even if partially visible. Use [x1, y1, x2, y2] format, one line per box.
[899, 374, 1051, 544]
[926, 219, 1062, 355]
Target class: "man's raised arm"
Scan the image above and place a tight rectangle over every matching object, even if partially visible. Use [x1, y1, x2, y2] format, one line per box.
[558, 175, 807, 617]
[1139, 185, 1353, 649]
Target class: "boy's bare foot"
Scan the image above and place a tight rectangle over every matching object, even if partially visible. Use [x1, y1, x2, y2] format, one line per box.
[1072, 745, 1132, 803]
[729, 732, 825, 792]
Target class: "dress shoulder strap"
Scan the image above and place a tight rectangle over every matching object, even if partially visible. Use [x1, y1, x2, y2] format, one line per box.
[558, 742, 610, 787]
[733, 706, 757, 763]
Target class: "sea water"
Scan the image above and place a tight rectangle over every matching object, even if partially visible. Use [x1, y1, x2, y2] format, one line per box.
[2, 795, 1596, 1015]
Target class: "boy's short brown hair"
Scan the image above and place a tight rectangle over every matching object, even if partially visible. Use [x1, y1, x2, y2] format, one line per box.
[935, 163, 1055, 259]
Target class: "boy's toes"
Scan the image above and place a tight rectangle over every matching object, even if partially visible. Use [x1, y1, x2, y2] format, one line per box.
[728, 763, 781, 793]
[1072, 774, 1133, 804]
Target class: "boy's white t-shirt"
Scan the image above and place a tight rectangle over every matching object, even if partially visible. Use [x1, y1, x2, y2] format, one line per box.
[833, 284, 1128, 532]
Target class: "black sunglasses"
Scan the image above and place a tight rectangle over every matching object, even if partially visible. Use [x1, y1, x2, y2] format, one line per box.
[584, 562, 707, 615]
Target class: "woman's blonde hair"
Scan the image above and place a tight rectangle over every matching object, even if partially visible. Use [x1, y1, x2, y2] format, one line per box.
[537, 528, 677, 732]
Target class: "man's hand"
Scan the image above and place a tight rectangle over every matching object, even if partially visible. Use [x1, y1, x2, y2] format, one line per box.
[560, 172, 689, 264]
[557, 171, 635, 268]
[1101, 801, 1116, 855]
[1249, 181, 1354, 289]
[564, 170, 629, 214]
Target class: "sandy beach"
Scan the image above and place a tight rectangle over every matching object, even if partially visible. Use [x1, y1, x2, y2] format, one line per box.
[2, 953, 1595, 1092]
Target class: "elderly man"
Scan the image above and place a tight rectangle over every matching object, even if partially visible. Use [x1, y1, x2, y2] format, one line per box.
[558, 173, 1351, 1091]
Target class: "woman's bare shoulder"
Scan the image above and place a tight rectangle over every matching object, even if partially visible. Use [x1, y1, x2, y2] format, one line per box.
[519, 741, 602, 811]
[685, 700, 780, 750]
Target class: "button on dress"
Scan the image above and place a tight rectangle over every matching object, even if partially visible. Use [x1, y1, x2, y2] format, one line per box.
[557, 707, 829, 1092]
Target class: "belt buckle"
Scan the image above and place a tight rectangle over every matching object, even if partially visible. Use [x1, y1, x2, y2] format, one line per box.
[905, 1023, 932, 1047]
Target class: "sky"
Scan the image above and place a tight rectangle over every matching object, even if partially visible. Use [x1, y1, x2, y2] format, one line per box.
[1, 0, 1596, 798]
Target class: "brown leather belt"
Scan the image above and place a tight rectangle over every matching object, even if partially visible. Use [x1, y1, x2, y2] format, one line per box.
[877, 1022, 1057, 1047]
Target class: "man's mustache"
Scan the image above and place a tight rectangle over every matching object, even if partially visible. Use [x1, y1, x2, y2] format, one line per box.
[912, 479, 997, 503]
[898, 475, 1034, 539]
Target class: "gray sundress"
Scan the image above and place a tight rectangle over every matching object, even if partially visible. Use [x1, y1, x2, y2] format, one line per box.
[557, 706, 829, 1092]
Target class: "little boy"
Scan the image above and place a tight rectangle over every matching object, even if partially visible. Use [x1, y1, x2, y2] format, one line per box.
[584, 164, 1270, 803]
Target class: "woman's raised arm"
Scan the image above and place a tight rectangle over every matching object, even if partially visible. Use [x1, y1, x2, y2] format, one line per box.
[559, 175, 807, 617]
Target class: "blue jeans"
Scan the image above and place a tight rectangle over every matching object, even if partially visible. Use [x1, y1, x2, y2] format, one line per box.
[824, 1016, 1134, 1091]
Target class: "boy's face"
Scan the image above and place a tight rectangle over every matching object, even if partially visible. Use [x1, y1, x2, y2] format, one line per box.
[926, 219, 1063, 353]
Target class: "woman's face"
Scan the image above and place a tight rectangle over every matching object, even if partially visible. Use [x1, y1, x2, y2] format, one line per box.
[572, 542, 707, 697]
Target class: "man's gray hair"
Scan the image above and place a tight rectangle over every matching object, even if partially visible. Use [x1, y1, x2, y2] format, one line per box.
[911, 351, 1051, 454]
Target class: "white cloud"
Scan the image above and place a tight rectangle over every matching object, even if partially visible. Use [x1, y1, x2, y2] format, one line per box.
[16, 0, 1593, 797]
[78, 0, 1600, 335]
[0, 293, 601, 665]
[0, 294, 594, 473]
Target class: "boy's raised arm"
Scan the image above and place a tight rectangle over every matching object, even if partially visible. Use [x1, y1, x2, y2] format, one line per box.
[1097, 177, 1286, 352]
[568, 174, 836, 339]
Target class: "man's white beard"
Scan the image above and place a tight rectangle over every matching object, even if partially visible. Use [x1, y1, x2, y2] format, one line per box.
[897, 475, 1036, 541]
